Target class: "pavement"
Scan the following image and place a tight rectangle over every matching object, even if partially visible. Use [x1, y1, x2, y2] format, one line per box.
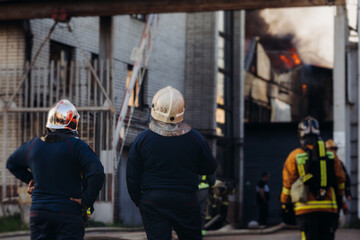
[0, 225, 359, 240]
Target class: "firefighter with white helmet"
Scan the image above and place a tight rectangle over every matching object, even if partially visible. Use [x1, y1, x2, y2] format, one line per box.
[46, 99, 80, 131]
[126, 86, 217, 240]
[281, 116, 345, 240]
[7, 99, 104, 240]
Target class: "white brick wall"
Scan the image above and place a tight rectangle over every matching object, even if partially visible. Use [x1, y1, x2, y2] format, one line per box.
[184, 12, 217, 135]
[0, 13, 188, 181]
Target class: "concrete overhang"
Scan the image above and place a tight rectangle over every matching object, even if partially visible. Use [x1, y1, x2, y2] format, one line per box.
[0, 0, 346, 20]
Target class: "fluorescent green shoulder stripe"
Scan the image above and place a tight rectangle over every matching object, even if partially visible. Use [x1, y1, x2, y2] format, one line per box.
[326, 151, 334, 159]
[318, 141, 326, 157]
[296, 152, 308, 165]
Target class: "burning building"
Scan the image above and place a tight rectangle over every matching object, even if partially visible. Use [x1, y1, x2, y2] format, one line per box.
[244, 10, 333, 123]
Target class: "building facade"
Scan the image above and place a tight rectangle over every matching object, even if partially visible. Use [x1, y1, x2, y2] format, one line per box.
[0, 11, 247, 226]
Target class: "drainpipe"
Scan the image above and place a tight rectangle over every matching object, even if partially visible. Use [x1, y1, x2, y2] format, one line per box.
[22, 20, 33, 63]
[357, 0, 360, 219]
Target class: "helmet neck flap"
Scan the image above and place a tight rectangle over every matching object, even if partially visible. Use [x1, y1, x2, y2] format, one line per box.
[149, 119, 191, 137]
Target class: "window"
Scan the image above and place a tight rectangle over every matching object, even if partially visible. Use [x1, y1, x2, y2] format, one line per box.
[126, 64, 145, 108]
[130, 14, 146, 22]
[216, 11, 235, 179]
[216, 11, 233, 137]
[90, 53, 99, 103]
[50, 41, 74, 97]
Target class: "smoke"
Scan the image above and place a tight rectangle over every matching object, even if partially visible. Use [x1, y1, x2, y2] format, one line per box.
[260, 7, 335, 68]
[246, 10, 299, 72]
[245, 10, 269, 38]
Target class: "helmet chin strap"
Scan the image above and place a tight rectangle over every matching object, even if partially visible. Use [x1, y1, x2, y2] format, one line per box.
[300, 134, 319, 146]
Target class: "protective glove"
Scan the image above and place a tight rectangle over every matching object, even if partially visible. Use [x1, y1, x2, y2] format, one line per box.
[281, 203, 292, 215]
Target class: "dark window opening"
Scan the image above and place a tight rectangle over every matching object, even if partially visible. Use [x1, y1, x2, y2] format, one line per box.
[49, 40, 74, 99]
[130, 14, 147, 22]
[90, 53, 100, 104]
[126, 64, 146, 109]
[216, 11, 234, 179]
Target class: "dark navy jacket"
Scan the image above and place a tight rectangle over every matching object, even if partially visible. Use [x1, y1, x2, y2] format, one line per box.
[126, 129, 217, 206]
[7, 134, 104, 216]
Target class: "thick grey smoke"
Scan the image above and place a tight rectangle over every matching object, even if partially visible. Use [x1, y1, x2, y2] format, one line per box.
[260, 7, 335, 68]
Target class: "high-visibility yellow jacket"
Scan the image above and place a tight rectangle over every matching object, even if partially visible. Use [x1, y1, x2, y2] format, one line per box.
[281, 143, 346, 215]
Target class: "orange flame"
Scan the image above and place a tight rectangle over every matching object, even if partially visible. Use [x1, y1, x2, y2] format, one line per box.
[290, 48, 301, 65]
[279, 48, 301, 70]
[280, 55, 293, 69]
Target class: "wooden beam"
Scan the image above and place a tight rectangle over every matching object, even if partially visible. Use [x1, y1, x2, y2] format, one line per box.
[0, 0, 345, 20]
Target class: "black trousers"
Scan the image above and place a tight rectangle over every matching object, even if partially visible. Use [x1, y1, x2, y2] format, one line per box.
[139, 189, 202, 240]
[298, 212, 338, 240]
[30, 210, 84, 240]
[258, 201, 269, 225]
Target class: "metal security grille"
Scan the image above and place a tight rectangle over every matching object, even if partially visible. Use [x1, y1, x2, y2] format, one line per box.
[0, 60, 114, 204]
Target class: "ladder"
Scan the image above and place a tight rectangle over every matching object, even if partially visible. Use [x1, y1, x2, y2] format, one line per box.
[112, 14, 160, 169]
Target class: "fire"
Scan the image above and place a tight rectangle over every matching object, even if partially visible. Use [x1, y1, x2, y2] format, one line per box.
[279, 48, 302, 70]
[280, 55, 293, 69]
[290, 48, 301, 65]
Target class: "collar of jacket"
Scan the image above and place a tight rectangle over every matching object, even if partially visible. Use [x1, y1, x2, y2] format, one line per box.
[41, 128, 79, 143]
[149, 119, 191, 136]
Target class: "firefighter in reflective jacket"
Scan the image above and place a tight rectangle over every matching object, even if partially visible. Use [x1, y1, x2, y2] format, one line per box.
[126, 86, 217, 240]
[280, 116, 345, 240]
[197, 174, 215, 236]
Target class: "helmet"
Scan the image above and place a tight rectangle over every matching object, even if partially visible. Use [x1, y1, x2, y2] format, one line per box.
[298, 116, 320, 138]
[325, 139, 338, 150]
[151, 86, 185, 123]
[46, 99, 80, 131]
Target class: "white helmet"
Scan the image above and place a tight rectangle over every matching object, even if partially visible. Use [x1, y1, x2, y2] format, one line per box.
[298, 116, 320, 139]
[151, 86, 185, 124]
[46, 99, 80, 131]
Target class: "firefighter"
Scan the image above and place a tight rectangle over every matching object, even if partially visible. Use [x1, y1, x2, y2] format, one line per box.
[280, 116, 345, 240]
[325, 139, 352, 218]
[7, 99, 104, 240]
[325, 139, 352, 201]
[126, 86, 217, 240]
[197, 174, 215, 236]
[256, 172, 270, 227]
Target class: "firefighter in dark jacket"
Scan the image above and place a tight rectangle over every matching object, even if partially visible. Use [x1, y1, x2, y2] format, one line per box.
[7, 99, 104, 240]
[281, 116, 345, 240]
[126, 86, 217, 240]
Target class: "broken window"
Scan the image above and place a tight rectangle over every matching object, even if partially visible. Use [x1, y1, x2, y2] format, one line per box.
[126, 64, 146, 109]
[49, 40, 74, 98]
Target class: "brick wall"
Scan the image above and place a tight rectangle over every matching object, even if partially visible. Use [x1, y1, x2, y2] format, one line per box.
[0, 13, 188, 223]
[0, 21, 26, 193]
[184, 12, 217, 136]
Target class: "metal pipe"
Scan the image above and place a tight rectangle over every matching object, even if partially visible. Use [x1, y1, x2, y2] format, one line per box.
[2, 106, 113, 112]
[2, 112, 8, 202]
[357, 0, 360, 219]
[237, 9, 246, 225]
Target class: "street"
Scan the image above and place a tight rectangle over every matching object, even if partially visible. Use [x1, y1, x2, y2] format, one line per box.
[85, 229, 360, 240]
[204, 229, 360, 240]
[2, 228, 360, 240]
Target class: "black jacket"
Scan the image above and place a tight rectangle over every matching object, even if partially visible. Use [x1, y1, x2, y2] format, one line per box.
[126, 129, 217, 206]
[6, 130, 104, 215]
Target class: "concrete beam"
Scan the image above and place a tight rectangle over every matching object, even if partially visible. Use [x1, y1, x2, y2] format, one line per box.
[0, 0, 345, 20]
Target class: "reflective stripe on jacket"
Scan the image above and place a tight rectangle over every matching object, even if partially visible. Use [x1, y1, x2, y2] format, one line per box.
[198, 175, 210, 189]
[280, 144, 346, 215]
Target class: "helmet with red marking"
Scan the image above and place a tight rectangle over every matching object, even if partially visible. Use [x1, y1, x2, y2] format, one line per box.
[46, 99, 80, 131]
